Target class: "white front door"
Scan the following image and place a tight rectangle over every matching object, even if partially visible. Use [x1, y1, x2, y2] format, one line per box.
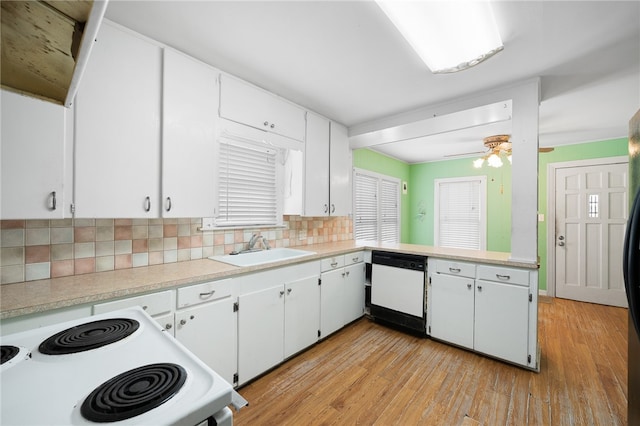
[555, 161, 628, 307]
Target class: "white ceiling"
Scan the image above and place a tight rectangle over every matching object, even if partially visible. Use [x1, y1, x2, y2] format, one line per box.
[105, 1, 640, 163]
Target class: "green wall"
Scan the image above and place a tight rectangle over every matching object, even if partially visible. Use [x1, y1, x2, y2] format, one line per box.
[352, 149, 411, 242]
[354, 137, 628, 291]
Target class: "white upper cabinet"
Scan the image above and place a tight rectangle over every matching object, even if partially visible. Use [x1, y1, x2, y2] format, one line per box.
[329, 121, 352, 216]
[162, 49, 218, 218]
[1, 90, 70, 219]
[219, 74, 305, 143]
[302, 112, 330, 216]
[74, 22, 162, 218]
[298, 114, 352, 217]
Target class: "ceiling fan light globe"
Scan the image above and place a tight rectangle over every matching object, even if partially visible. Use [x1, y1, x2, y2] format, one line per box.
[487, 153, 503, 168]
[473, 158, 485, 168]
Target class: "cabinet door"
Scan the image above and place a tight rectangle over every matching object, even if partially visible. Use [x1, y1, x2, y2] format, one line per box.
[320, 268, 344, 338]
[474, 279, 529, 365]
[284, 275, 320, 358]
[329, 121, 352, 216]
[219, 74, 305, 141]
[303, 112, 330, 216]
[75, 22, 162, 218]
[343, 263, 365, 324]
[175, 298, 237, 384]
[429, 273, 475, 349]
[162, 50, 218, 218]
[238, 285, 284, 385]
[1, 90, 67, 219]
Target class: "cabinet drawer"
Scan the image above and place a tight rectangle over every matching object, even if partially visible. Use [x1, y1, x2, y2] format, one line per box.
[321, 255, 345, 272]
[345, 251, 364, 265]
[434, 260, 476, 278]
[93, 291, 173, 317]
[177, 279, 232, 309]
[476, 265, 530, 287]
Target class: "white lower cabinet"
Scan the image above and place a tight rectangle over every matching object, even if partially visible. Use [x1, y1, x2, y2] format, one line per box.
[284, 275, 321, 359]
[427, 258, 538, 369]
[236, 262, 321, 385]
[174, 279, 236, 385]
[429, 273, 475, 350]
[175, 297, 237, 384]
[320, 252, 365, 338]
[474, 279, 529, 366]
[238, 284, 285, 385]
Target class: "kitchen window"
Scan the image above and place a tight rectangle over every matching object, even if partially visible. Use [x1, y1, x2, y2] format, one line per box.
[216, 137, 283, 227]
[434, 176, 487, 250]
[353, 168, 400, 243]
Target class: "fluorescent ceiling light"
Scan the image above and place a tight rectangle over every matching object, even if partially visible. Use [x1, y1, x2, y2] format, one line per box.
[376, 1, 503, 73]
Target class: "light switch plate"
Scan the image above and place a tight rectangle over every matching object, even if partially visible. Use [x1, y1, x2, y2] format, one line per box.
[538, 213, 544, 222]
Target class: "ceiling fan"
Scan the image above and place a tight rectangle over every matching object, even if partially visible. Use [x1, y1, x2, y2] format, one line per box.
[472, 134, 554, 168]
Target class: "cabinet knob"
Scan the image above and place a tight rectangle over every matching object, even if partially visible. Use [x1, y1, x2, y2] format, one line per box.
[165, 324, 172, 330]
[279, 290, 285, 297]
[270, 123, 275, 129]
[467, 283, 472, 289]
[180, 319, 187, 326]
[477, 285, 483, 292]
[287, 288, 292, 294]
[342, 272, 346, 277]
[346, 271, 350, 277]
[142, 305, 148, 310]
[264, 121, 269, 127]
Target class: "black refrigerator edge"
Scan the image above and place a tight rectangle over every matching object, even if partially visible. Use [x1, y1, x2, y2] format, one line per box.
[626, 108, 640, 424]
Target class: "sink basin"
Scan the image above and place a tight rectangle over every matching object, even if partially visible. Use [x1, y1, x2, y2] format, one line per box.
[209, 248, 316, 267]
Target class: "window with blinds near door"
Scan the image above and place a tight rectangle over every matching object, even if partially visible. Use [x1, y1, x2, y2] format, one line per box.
[353, 169, 400, 243]
[217, 138, 281, 227]
[434, 176, 487, 250]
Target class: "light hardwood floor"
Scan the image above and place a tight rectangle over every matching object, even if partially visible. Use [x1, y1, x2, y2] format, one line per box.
[234, 297, 628, 425]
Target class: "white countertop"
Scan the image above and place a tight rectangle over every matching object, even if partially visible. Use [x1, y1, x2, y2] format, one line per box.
[0, 241, 537, 320]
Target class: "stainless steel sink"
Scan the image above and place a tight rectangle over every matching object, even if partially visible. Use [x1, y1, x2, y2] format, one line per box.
[209, 248, 316, 267]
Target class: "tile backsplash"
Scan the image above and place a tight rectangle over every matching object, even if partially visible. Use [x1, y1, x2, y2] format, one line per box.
[0, 216, 353, 284]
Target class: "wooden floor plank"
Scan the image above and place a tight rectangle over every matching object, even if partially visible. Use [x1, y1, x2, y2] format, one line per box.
[234, 297, 628, 425]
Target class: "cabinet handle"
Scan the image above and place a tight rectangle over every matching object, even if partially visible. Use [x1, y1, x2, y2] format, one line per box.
[144, 196, 151, 212]
[449, 267, 461, 273]
[49, 191, 57, 211]
[467, 283, 472, 289]
[352, 257, 359, 262]
[331, 204, 336, 213]
[496, 274, 511, 280]
[287, 288, 292, 294]
[199, 290, 215, 298]
[477, 285, 483, 292]
[165, 323, 172, 330]
[331, 262, 338, 268]
[180, 319, 187, 326]
[165, 197, 172, 212]
[324, 204, 328, 213]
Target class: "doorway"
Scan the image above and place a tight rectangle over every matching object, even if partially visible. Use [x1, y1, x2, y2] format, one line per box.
[548, 156, 628, 307]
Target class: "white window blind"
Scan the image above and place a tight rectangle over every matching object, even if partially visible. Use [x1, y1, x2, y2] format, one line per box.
[435, 177, 486, 250]
[354, 172, 379, 241]
[217, 138, 278, 227]
[380, 179, 400, 243]
[353, 169, 400, 243]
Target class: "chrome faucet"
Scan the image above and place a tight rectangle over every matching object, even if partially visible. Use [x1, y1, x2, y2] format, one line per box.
[248, 234, 270, 250]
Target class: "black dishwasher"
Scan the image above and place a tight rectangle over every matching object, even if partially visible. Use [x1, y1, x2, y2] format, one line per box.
[370, 251, 427, 335]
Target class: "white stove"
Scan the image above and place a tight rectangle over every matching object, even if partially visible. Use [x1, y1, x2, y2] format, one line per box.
[0, 307, 238, 425]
